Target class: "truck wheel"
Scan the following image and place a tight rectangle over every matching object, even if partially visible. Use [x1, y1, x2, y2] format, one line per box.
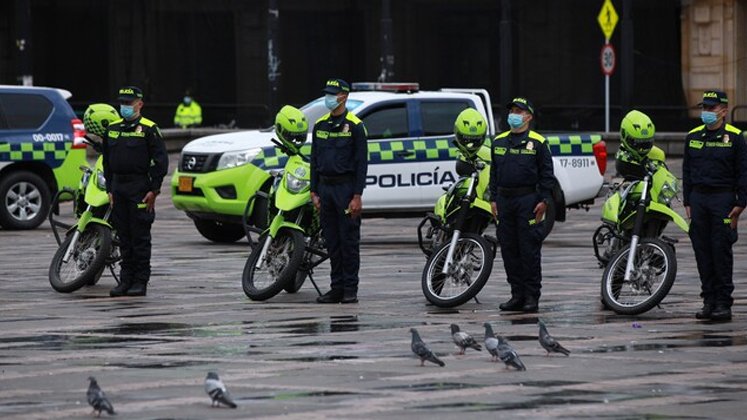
[193, 219, 245, 243]
[0, 170, 51, 230]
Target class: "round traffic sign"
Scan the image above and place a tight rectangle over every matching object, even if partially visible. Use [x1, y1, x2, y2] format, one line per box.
[600, 43, 616, 76]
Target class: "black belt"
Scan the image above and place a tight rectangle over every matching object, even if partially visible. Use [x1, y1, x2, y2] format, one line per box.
[320, 174, 354, 185]
[692, 185, 733, 194]
[496, 186, 536, 197]
[114, 173, 148, 182]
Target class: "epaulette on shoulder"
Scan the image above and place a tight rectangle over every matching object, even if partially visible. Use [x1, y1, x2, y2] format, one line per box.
[689, 124, 706, 134]
[725, 124, 742, 135]
[528, 130, 546, 143]
[345, 112, 363, 125]
[315, 113, 331, 124]
[139, 117, 157, 128]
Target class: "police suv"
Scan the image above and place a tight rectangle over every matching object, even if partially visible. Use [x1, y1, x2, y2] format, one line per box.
[0, 85, 87, 230]
[172, 83, 607, 242]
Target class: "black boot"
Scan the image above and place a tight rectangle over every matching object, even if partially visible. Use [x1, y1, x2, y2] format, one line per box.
[125, 282, 147, 297]
[499, 296, 525, 311]
[110, 280, 132, 297]
[316, 289, 343, 304]
[521, 296, 539, 313]
[710, 304, 732, 322]
[341, 290, 358, 304]
[695, 303, 713, 320]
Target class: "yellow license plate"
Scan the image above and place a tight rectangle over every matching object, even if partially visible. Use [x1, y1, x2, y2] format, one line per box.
[178, 176, 194, 193]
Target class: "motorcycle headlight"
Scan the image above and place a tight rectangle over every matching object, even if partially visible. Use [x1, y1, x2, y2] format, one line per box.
[216, 148, 262, 170]
[285, 172, 310, 193]
[96, 172, 107, 191]
[658, 180, 679, 205]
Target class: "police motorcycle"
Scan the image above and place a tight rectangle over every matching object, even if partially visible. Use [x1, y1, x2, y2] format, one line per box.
[592, 111, 689, 315]
[48, 104, 121, 293]
[418, 109, 497, 307]
[242, 106, 327, 301]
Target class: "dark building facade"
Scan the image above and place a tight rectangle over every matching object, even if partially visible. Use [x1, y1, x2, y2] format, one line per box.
[1, 0, 687, 130]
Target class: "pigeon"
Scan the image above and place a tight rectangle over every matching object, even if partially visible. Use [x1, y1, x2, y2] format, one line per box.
[204, 371, 238, 408]
[538, 319, 571, 356]
[483, 322, 501, 362]
[86, 376, 115, 417]
[497, 335, 527, 371]
[450, 324, 482, 354]
[409, 328, 445, 367]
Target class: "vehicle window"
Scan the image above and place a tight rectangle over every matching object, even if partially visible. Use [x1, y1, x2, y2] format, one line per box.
[420, 101, 471, 136]
[360, 104, 408, 140]
[0, 93, 53, 130]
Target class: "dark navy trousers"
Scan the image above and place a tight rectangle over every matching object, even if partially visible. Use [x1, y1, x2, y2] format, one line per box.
[318, 181, 360, 294]
[689, 191, 738, 307]
[496, 193, 545, 300]
[111, 180, 154, 285]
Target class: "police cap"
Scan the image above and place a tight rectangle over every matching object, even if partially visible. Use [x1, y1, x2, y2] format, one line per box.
[118, 86, 144, 101]
[506, 97, 534, 114]
[699, 89, 728, 107]
[322, 79, 350, 95]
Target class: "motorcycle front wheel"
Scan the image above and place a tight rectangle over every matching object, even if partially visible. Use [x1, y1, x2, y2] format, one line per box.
[421, 233, 494, 307]
[242, 229, 304, 301]
[49, 224, 112, 293]
[601, 237, 676, 315]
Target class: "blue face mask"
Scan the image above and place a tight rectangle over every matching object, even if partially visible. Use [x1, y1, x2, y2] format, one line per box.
[325, 94, 341, 110]
[507, 113, 525, 129]
[120, 105, 136, 120]
[700, 110, 718, 126]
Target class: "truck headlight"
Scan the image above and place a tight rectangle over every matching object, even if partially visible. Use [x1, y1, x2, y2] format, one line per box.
[285, 172, 310, 193]
[96, 172, 107, 191]
[216, 148, 261, 170]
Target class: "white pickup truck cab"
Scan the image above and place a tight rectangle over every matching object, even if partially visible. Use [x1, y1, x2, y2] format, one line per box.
[172, 83, 606, 242]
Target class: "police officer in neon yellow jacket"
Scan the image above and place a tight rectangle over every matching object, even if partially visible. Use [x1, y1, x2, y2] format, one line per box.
[489, 97, 555, 313]
[173, 93, 202, 128]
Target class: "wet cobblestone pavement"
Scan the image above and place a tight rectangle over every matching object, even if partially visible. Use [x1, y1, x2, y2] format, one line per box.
[1, 156, 746, 419]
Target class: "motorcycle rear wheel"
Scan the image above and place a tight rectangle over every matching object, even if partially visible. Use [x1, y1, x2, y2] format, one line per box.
[243, 229, 304, 301]
[421, 233, 494, 307]
[49, 224, 112, 293]
[601, 237, 676, 315]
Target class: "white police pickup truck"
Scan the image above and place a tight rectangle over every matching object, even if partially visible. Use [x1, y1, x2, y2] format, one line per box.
[172, 83, 607, 242]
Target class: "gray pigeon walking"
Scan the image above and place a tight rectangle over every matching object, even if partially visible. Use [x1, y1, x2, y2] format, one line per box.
[538, 319, 570, 356]
[450, 324, 482, 354]
[86, 376, 115, 417]
[410, 328, 445, 367]
[204, 371, 238, 408]
[483, 322, 501, 362]
[497, 335, 527, 371]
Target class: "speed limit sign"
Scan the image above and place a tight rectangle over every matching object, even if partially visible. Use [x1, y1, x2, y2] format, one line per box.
[600, 43, 616, 76]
